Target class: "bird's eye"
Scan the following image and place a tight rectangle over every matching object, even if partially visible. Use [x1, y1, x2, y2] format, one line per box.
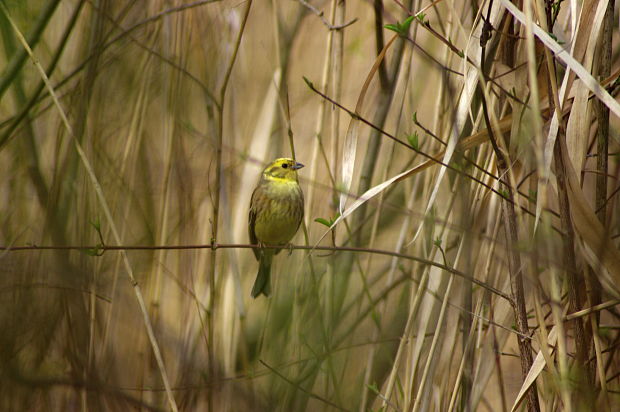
[282, 163, 288, 169]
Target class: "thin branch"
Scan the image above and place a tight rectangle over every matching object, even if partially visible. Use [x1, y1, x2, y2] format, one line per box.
[297, 0, 358, 30]
[1, 242, 513, 303]
[397, 9, 527, 105]
[304, 77, 544, 222]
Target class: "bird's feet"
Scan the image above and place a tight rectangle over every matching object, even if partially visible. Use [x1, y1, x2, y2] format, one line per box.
[257, 241, 266, 256]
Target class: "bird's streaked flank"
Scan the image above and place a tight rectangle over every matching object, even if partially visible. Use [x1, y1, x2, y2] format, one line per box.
[248, 158, 305, 298]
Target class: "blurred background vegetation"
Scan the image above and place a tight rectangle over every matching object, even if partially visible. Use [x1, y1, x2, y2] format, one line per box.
[1, 0, 620, 411]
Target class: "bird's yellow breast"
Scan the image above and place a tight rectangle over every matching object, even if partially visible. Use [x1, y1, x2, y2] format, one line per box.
[251, 179, 304, 245]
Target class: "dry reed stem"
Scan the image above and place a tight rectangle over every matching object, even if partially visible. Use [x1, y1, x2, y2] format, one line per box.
[0, 4, 180, 411]
[479, 3, 539, 409]
[4, 1, 620, 410]
[207, 2, 253, 410]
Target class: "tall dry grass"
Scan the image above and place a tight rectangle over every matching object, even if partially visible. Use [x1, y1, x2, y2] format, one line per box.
[1, 0, 620, 411]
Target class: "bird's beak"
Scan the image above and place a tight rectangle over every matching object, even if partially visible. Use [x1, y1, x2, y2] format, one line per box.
[292, 162, 304, 170]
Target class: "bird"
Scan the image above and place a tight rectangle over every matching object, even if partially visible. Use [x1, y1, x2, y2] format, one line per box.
[248, 157, 305, 298]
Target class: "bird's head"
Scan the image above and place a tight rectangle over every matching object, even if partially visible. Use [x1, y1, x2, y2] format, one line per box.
[262, 158, 304, 182]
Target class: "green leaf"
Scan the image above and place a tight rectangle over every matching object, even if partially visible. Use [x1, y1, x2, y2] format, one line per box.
[314, 212, 342, 227]
[384, 15, 415, 36]
[407, 131, 419, 150]
[412, 111, 418, 123]
[433, 237, 442, 247]
[366, 382, 380, 394]
[89, 217, 101, 231]
[416, 12, 426, 23]
[314, 217, 332, 227]
[384, 23, 400, 33]
[400, 16, 414, 33]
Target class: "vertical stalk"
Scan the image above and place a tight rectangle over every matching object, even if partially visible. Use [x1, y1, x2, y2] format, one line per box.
[594, 0, 614, 256]
[459, 182, 473, 412]
[354, 68, 398, 240]
[590, 0, 614, 399]
[337, 0, 411, 319]
[553, 141, 588, 373]
[331, 0, 345, 204]
[373, 0, 389, 90]
[593, 2, 614, 227]
[498, 196, 540, 412]
[328, 0, 344, 370]
[207, 2, 253, 411]
[479, 3, 539, 410]
[0, 5, 180, 410]
[352, 0, 411, 244]
[539, 0, 589, 387]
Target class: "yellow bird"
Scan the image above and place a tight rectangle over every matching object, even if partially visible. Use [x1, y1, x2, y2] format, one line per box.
[248, 158, 305, 298]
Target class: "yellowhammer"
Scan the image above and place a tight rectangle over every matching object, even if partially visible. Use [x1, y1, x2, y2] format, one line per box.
[248, 158, 305, 298]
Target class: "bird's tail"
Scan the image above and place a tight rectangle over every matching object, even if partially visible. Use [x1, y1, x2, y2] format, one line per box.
[251, 252, 273, 298]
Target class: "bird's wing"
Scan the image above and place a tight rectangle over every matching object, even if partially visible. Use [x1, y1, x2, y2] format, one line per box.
[298, 185, 305, 227]
[274, 184, 304, 256]
[248, 187, 260, 260]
